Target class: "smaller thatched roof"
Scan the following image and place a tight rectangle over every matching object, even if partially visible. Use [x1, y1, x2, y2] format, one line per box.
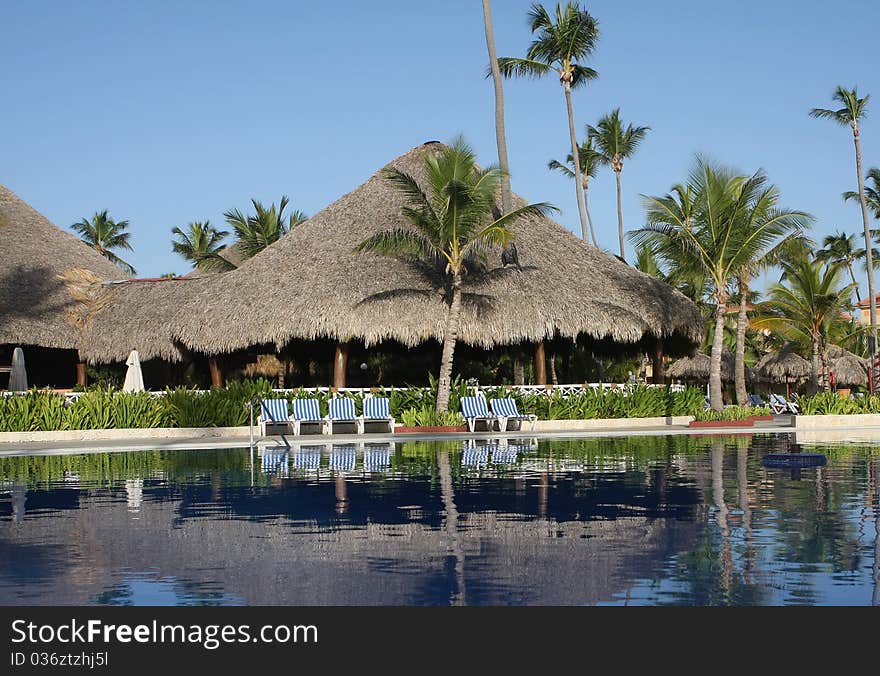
[667, 350, 735, 382]
[754, 345, 811, 383]
[827, 344, 868, 386]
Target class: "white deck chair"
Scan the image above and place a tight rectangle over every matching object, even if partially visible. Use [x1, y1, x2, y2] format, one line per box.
[291, 398, 325, 435]
[460, 395, 498, 433]
[327, 397, 358, 435]
[258, 398, 291, 436]
[489, 397, 537, 432]
[360, 397, 395, 433]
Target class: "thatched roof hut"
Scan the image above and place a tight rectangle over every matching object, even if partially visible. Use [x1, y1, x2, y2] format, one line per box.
[168, 143, 702, 355]
[667, 350, 735, 382]
[754, 345, 811, 383]
[827, 344, 868, 386]
[0, 184, 125, 350]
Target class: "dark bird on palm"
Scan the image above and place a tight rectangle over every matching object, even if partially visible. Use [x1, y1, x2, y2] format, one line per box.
[501, 240, 521, 269]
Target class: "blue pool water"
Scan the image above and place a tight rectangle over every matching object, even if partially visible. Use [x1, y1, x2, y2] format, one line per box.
[0, 434, 877, 606]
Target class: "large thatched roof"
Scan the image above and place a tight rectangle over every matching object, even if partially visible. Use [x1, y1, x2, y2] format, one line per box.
[0, 184, 126, 351]
[827, 344, 868, 386]
[168, 143, 702, 355]
[754, 345, 811, 383]
[667, 350, 735, 382]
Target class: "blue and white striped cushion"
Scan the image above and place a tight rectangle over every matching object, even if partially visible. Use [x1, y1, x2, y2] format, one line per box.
[261, 449, 288, 472]
[490, 397, 520, 418]
[330, 444, 357, 471]
[491, 448, 518, 464]
[462, 447, 490, 467]
[293, 445, 322, 469]
[460, 396, 490, 418]
[261, 398, 289, 422]
[328, 397, 356, 420]
[363, 397, 390, 419]
[292, 398, 322, 421]
[364, 445, 392, 472]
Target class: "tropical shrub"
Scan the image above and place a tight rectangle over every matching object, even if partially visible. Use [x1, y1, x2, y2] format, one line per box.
[399, 406, 465, 428]
[694, 405, 770, 422]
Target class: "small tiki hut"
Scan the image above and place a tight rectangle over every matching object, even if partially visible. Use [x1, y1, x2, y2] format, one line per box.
[754, 346, 811, 383]
[827, 344, 868, 387]
[667, 351, 735, 383]
[165, 142, 703, 387]
[0, 183, 126, 387]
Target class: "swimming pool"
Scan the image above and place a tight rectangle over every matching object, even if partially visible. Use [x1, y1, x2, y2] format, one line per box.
[1, 434, 877, 605]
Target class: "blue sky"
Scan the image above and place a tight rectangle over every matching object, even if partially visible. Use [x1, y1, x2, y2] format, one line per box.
[3, 0, 879, 282]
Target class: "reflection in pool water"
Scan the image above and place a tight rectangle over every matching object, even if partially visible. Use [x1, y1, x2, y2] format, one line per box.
[0, 434, 877, 606]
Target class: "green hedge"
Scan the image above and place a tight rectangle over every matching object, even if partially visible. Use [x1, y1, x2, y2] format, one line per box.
[0, 381, 710, 432]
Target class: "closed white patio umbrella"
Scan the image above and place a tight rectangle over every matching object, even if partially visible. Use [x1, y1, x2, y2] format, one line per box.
[8, 347, 27, 392]
[122, 350, 145, 393]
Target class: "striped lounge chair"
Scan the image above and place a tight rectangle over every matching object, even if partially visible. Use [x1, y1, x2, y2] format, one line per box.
[360, 397, 395, 434]
[363, 443, 392, 472]
[489, 397, 537, 432]
[258, 398, 291, 436]
[460, 396, 498, 433]
[327, 397, 358, 435]
[291, 398, 325, 435]
[330, 443, 358, 471]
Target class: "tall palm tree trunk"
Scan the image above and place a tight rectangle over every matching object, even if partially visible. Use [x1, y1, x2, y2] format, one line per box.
[735, 281, 749, 405]
[615, 169, 625, 259]
[854, 127, 877, 360]
[482, 0, 512, 215]
[810, 336, 820, 394]
[436, 275, 463, 412]
[709, 299, 726, 412]
[582, 180, 599, 247]
[847, 262, 862, 303]
[563, 82, 591, 242]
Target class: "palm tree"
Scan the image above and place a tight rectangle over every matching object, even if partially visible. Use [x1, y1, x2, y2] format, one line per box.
[355, 138, 555, 412]
[588, 108, 650, 259]
[171, 221, 235, 272]
[548, 136, 604, 246]
[498, 2, 599, 243]
[816, 231, 868, 302]
[631, 158, 811, 411]
[482, 0, 512, 217]
[811, 86, 875, 356]
[844, 167, 880, 219]
[224, 195, 306, 260]
[753, 258, 856, 393]
[71, 210, 136, 275]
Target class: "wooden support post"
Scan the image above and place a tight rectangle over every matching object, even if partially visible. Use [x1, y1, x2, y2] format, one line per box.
[534, 341, 547, 386]
[76, 360, 87, 387]
[208, 356, 224, 389]
[333, 342, 349, 390]
[653, 341, 666, 385]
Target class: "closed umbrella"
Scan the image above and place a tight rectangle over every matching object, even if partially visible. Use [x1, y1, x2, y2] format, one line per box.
[8, 347, 27, 392]
[122, 350, 145, 393]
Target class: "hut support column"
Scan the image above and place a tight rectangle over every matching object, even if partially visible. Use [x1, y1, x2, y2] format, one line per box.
[76, 359, 87, 387]
[333, 342, 349, 390]
[208, 356, 224, 389]
[535, 341, 547, 386]
[653, 341, 666, 385]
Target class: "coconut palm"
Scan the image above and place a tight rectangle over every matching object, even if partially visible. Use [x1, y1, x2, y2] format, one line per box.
[70, 210, 136, 275]
[753, 258, 857, 393]
[844, 167, 880, 220]
[548, 136, 604, 246]
[497, 2, 599, 243]
[816, 231, 868, 302]
[482, 0, 512, 217]
[811, 86, 875, 354]
[588, 108, 650, 259]
[224, 195, 306, 260]
[631, 158, 812, 411]
[355, 138, 555, 412]
[171, 221, 235, 272]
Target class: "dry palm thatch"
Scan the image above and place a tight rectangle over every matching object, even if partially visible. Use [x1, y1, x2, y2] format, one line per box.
[827, 344, 868, 386]
[0, 184, 125, 350]
[753, 345, 811, 383]
[77, 278, 214, 364]
[169, 143, 703, 355]
[667, 350, 735, 382]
